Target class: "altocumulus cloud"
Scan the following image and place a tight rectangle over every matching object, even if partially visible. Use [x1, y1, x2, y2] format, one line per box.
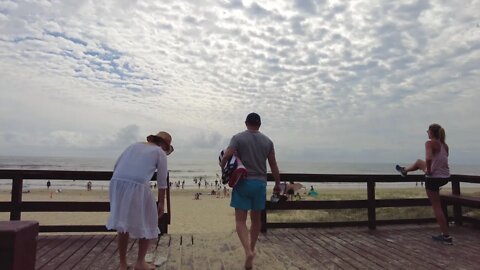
[0, 0, 479, 164]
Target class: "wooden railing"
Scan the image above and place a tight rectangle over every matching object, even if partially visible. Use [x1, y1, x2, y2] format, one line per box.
[261, 173, 480, 232]
[2, 170, 479, 234]
[0, 170, 171, 233]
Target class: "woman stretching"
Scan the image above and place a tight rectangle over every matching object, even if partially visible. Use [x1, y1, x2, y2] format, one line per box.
[396, 123, 452, 244]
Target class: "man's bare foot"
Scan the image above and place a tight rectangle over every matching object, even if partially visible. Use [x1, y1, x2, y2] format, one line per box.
[134, 261, 155, 270]
[245, 251, 255, 270]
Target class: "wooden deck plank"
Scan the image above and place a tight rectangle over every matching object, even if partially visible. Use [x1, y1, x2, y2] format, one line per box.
[40, 235, 93, 270]
[219, 234, 247, 270]
[289, 231, 343, 270]
[36, 235, 70, 260]
[326, 229, 405, 269]
[35, 225, 480, 270]
[71, 234, 115, 270]
[86, 234, 118, 270]
[179, 234, 194, 270]
[403, 227, 480, 269]
[366, 227, 445, 269]
[289, 229, 346, 269]
[342, 228, 426, 269]
[268, 229, 331, 270]
[58, 235, 105, 270]
[304, 229, 363, 270]
[202, 234, 226, 270]
[155, 234, 171, 270]
[35, 235, 60, 260]
[165, 234, 182, 270]
[282, 229, 342, 269]
[187, 233, 212, 270]
[254, 232, 290, 270]
[36, 235, 73, 269]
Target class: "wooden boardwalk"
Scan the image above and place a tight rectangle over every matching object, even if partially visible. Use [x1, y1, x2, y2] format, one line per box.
[35, 224, 480, 270]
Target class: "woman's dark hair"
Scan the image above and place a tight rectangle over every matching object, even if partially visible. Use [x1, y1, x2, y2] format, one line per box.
[429, 123, 446, 144]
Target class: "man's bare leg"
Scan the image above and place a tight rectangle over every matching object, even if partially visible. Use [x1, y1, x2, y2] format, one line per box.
[235, 209, 254, 269]
[247, 210, 261, 269]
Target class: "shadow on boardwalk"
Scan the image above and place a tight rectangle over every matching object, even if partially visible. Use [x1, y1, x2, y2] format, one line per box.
[36, 224, 480, 269]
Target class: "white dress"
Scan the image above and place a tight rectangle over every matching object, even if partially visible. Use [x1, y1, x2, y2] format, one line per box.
[106, 142, 168, 239]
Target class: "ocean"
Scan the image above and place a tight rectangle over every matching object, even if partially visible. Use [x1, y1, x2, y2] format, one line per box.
[1, 155, 479, 191]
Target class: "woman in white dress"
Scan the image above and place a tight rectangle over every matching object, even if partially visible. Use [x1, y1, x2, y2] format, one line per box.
[107, 131, 173, 270]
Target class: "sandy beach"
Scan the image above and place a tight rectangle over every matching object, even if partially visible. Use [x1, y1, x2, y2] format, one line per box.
[0, 188, 237, 234]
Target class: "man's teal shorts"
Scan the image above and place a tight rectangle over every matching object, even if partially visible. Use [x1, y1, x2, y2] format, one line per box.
[230, 179, 266, 211]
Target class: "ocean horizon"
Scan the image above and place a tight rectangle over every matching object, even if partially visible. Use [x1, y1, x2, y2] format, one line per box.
[1, 155, 479, 191]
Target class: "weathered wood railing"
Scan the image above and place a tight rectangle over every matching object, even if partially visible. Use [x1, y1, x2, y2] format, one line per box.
[2, 170, 479, 234]
[261, 173, 480, 232]
[0, 170, 171, 233]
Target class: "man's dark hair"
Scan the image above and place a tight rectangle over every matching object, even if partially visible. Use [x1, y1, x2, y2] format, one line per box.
[245, 112, 261, 126]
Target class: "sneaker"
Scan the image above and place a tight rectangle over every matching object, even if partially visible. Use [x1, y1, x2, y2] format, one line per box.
[432, 234, 453, 245]
[395, 165, 407, 177]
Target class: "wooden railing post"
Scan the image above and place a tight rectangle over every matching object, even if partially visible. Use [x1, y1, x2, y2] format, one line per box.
[158, 173, 171, 235]
[451, 178, 462, 225]
[261, 209, 267, 233]
[10, 177, 23, 221]
[367, 180, 376, 230]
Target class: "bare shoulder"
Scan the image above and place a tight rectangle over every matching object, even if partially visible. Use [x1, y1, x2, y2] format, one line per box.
[425, 140, 433, 147]
[426, 140, 441, 152]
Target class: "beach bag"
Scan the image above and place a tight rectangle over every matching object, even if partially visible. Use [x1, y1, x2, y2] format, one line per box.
[218, 150, 247, 188]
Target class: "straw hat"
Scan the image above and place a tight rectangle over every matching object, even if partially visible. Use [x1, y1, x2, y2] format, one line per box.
[148, 131, 174, 155]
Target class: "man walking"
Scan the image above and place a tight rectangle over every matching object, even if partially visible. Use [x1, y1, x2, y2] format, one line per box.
[219, 112, 281, 270]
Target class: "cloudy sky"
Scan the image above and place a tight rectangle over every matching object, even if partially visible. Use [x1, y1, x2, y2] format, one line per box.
[1, 0, 479, 165]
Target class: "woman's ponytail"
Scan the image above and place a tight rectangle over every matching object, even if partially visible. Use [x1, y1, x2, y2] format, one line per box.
[439, 127, 446, 144]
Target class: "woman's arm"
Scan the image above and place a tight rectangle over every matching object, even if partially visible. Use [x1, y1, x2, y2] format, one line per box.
[268, 149, 281, 194]
[425, 141, 433, 174]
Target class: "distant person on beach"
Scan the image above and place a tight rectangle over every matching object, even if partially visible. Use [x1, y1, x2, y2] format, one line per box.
[87, 181, 92, 191]
[219, 112, 281, 270]
[106, 131, 174, 270]
[395, 123, 451, 244]
[47, 180, 51, 190]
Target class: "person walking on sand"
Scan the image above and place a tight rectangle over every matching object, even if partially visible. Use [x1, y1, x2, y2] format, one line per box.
[395, 123, 452, 244]
[47, 180, 51, 190]
[219, 112, 281, 270]
[106, 131, 174, 270]
[87, 181, 92, 191]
